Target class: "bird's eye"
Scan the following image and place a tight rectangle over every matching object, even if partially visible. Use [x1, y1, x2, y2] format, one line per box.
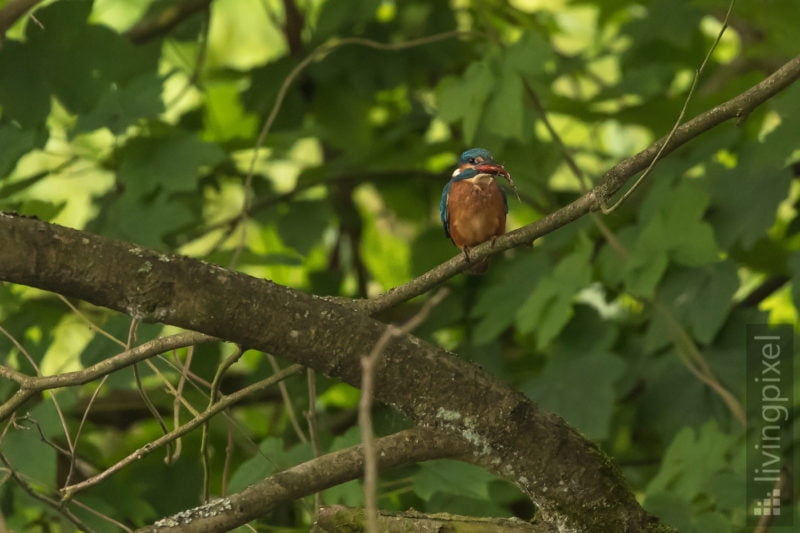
[468, 157, 476, 164]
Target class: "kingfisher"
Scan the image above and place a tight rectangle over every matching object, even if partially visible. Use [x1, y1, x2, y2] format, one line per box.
[440, 148, 510, 274]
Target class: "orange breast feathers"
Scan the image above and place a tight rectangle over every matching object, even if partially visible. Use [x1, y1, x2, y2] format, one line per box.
[446, 174, 507, 250]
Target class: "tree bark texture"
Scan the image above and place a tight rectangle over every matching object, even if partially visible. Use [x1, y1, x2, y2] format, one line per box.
[0, 212, 658, 532]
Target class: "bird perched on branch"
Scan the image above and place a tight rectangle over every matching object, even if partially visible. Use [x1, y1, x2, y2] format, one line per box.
[440, 148, 513, 274]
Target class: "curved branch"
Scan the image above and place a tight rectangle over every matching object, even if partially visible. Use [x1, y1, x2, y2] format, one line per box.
[6, 46, 795, 533]
[0, 332, 215, 422]
[0, 212, 657, 531]
[60, 363, 304, 501]
[135, 428, 467, 532]
[351, 52, 800, 315]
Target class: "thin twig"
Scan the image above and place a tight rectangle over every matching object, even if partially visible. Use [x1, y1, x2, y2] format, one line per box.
[64, 375, 108, 488]
[602, 0, 736, 213]
[221, 419, 235, 497]
[0, 452, 93, 532]
[652, 299, 745, 426]
[267, 354, 308, 444]
[348, 51, 800, 316]
[70, 497, 134, 533]
[202, 345, 245, 502]
[0, 325, 76, 478]
[360, 288, 450, 533]
[128, 320, 174, 461]
[57, 295, 126, 347]
[306, 368, 322, 514]
[141, 427, 466, 531]
[170, 346, 195, 462]
[61, 364, 304, 501]
[521, 30, 740, 421]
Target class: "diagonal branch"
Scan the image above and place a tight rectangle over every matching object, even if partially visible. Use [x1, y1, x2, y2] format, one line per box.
[4, 51, 798, 533]
[0, 332, 215, 422]
[0, 212, 658, 532]
[60, 363, 304, 501]
[349, 52, 800, 315]
[135, 427, 467, 532]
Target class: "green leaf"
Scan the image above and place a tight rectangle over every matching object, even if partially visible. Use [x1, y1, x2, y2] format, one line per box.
[644, 491, 693, 533]
[437, 61, 495, 144]
[0, 123, 45, 177]
[691, 511, 732, 533]
[76, 74, 165, 135]
[626, 179, 720, 296]
[361, 211, 411, 290]
[414, 460, 496, 501]
[484, 68, 527, 142]
[790, 252, 800, 315]
[707, 159, 792, 250]
[647, 261, 738, 347]
[472, 252, 550, 344]
[98, 194, 195, 247]
[0, 41, 50, 126]
[202, 82, 259, 142]
[118, 131, 226, 197]
[516, 234, 593, 347]
[522, 349, 625, 440]
[645, 421, 736, 499]
[228, 437, 311, 494]
[276, 200, 332, 256]
[1, 402, 60, 484]
[411, 227, 459, 276]
[313, 83, 372, 150]
[624, 247, 669, 297]
[314, 0, 380, 40]
[504, 32, 555, 78]
[323, 426, 364, 506]
[624, 0, 703, 49]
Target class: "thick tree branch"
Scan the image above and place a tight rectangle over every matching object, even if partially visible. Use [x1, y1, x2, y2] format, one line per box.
[351, 52, 800, 315]
[0, 212, 658, 532]
[8, 42, 795, 533]
[135, 428, 466, 532]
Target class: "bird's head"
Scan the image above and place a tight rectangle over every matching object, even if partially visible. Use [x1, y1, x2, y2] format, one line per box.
[451, 147, 511, 183]
[453, 147, 495, 177]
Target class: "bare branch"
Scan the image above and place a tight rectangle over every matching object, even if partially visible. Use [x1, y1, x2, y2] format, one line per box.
[136, 428, 468, 532]
[60, 364, 304, 501]
[5, 53, 796, 530]
[0, 332, 215, 423]
[0, 211, 660, 531]
[360, 288, 450, 533]
[351, 52, 800, 315]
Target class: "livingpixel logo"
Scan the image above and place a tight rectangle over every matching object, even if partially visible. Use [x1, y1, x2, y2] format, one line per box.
[746, 324, 794, 527]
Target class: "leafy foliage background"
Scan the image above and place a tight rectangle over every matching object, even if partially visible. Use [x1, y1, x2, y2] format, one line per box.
[0, 0, 798, 531]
